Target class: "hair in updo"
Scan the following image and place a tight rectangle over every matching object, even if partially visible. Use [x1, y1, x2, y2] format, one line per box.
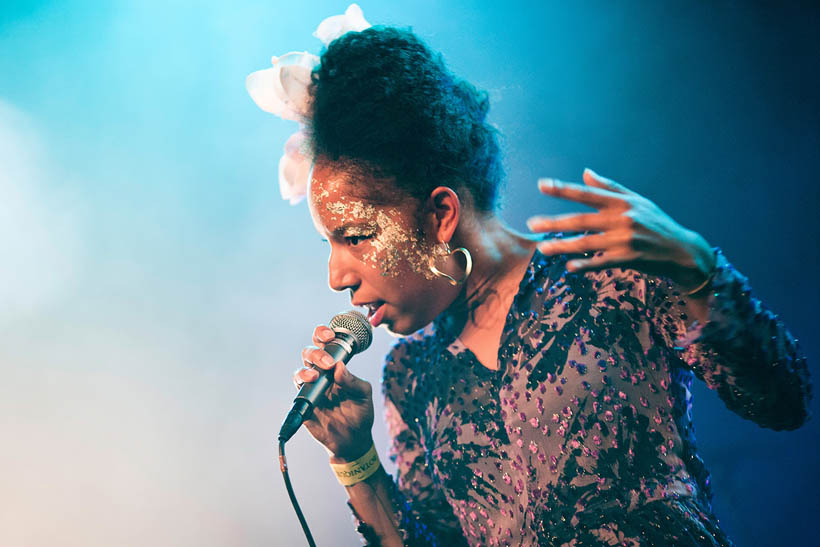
[309, 27, 503, 212]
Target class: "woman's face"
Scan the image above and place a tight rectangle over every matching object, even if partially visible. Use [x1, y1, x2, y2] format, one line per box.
[308, 161, 457, 335]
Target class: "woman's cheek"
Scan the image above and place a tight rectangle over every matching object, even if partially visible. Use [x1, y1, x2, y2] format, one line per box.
[360, 238, 407, 277]
[360, 244, 400, 277]
[365, 212, 435, 279]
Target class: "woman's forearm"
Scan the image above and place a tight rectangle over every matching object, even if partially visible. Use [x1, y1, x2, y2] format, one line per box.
[674, 249, 810, 429]
[332, 455, 404, 546]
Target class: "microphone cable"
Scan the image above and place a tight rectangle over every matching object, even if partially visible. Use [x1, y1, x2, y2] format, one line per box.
[278, 440, 316, 547]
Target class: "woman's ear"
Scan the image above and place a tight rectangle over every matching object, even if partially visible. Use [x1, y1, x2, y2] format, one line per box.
[428, 186, 460, 243]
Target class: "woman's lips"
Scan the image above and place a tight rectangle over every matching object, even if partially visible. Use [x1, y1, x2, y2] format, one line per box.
[367, 302, 386, 327]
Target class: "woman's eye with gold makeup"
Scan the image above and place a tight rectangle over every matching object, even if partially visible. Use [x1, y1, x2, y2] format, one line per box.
[346, 234, 372, 246]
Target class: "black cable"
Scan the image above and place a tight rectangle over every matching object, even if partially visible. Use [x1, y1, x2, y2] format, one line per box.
[278, 440, 317, 547]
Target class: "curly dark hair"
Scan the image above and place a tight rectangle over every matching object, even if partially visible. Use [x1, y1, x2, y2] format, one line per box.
[309, 26, 503, 212]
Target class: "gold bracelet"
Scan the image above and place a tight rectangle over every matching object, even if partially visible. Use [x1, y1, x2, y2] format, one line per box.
[681, 248, 719, 296]
[681, 256, 717, 296]
[330, 444, 381, 486]
[681, 272, 715, 296]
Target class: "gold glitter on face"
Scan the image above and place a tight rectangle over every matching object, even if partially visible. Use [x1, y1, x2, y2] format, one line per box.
[367, 209, 436, 278]
[310, 175, 435, 279]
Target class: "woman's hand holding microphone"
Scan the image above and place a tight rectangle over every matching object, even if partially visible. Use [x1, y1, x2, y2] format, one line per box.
[294, 325, 376, 462]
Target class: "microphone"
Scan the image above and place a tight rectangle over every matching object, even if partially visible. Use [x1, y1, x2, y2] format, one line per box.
[278, 310, 373, 443]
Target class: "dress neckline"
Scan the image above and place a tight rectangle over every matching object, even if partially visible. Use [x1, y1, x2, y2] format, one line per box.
[432, 248, 553, 373]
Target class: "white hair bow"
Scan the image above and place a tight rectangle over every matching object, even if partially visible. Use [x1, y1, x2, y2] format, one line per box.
[246, 4, 371, 205]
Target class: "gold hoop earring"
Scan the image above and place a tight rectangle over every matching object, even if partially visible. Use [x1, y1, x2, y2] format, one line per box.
[429, 242, 473, 286]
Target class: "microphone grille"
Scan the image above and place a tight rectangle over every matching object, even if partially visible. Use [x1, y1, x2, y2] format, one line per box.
[329, 310, 373, 353]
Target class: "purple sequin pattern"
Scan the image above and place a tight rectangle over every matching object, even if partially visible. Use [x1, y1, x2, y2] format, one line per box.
[364, 249, 810, 546]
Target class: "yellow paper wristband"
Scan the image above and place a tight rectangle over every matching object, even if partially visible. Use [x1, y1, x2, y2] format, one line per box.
[330, 444, 381, 486]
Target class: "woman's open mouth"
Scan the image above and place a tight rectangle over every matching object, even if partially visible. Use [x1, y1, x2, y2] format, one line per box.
[365, 302, 386, 327]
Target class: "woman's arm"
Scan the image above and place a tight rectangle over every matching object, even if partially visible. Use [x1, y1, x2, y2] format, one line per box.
[528, 168, 810, 430]
[659, 249, 811, 430]
[340, 345, 469, 546]
[294, 326, 404, 545]
[333, 447, 405, 547]
[296, 330, 466, 545]
[331, 395, 468, 546]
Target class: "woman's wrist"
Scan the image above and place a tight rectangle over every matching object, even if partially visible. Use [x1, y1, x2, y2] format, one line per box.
[675, 230, 717, 295]
[329, 435, 376, 464]
[330, 441, 382, 486]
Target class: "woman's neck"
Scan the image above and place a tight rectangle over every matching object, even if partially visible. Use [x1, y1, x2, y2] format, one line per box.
[457, 214, 537, 302]
[446, 214, 538, 369]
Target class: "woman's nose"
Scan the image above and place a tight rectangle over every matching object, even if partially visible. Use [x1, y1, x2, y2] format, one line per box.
[327, 247, 360, 293]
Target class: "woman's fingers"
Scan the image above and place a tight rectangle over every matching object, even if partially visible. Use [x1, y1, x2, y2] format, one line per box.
[538, 177, 626, 209]
[312, 325, 335, 346]
[533, 169, 712, 282]
[298, 328, 336, 392]
[296, 351, 372, 398]
[581, 168, 635, 196]
[294, 366, 319, 386]
[527, 211, 628, 233]
[302, 345, 336, 369]
[566, 247, 640, 272]
[537, 230, 631, 256]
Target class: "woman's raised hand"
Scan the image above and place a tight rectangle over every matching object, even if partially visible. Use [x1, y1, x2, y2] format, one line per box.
[293, 325, 375, 461]
[527, 168, 716, 292]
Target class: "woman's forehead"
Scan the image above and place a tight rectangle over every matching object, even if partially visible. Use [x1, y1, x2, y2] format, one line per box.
[310, 168, 371, 218]
[310, 158, 414, 203]
[307, 165, 383, 238]
[309, 164, 355, 205]
[309, 161, 416, 221]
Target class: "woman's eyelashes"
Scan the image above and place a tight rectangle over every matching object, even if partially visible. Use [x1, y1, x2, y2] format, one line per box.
[319, 232, 374, 247]
[345, 234, 373, 246]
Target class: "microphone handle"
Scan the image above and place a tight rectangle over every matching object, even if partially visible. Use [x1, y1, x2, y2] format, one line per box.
[278, 334, 355, 443]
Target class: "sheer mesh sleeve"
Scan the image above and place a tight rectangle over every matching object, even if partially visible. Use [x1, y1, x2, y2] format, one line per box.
[346, 338, 466, 546]
[650, 248, 811, 430]
[376, 339, 467, 546]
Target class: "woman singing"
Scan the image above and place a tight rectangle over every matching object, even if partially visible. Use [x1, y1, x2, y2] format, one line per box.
[247, 7, 810, 546]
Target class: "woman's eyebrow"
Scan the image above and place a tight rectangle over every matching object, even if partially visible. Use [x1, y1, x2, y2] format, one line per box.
[331, 223, 376, 237]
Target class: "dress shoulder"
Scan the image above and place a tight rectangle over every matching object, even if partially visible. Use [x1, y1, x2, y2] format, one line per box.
[381, 325, 437, 411]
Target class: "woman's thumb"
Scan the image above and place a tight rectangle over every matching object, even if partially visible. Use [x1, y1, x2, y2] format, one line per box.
[334, 362, 369, 395]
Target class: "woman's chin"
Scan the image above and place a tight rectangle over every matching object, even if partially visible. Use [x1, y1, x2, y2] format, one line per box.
[380, 320, 412, 337]
[381, 324, 405, 338]
[380, 314, 433, 337]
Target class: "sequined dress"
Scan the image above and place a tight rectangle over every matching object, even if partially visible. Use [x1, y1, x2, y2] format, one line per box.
[362, 249, 809, 546]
